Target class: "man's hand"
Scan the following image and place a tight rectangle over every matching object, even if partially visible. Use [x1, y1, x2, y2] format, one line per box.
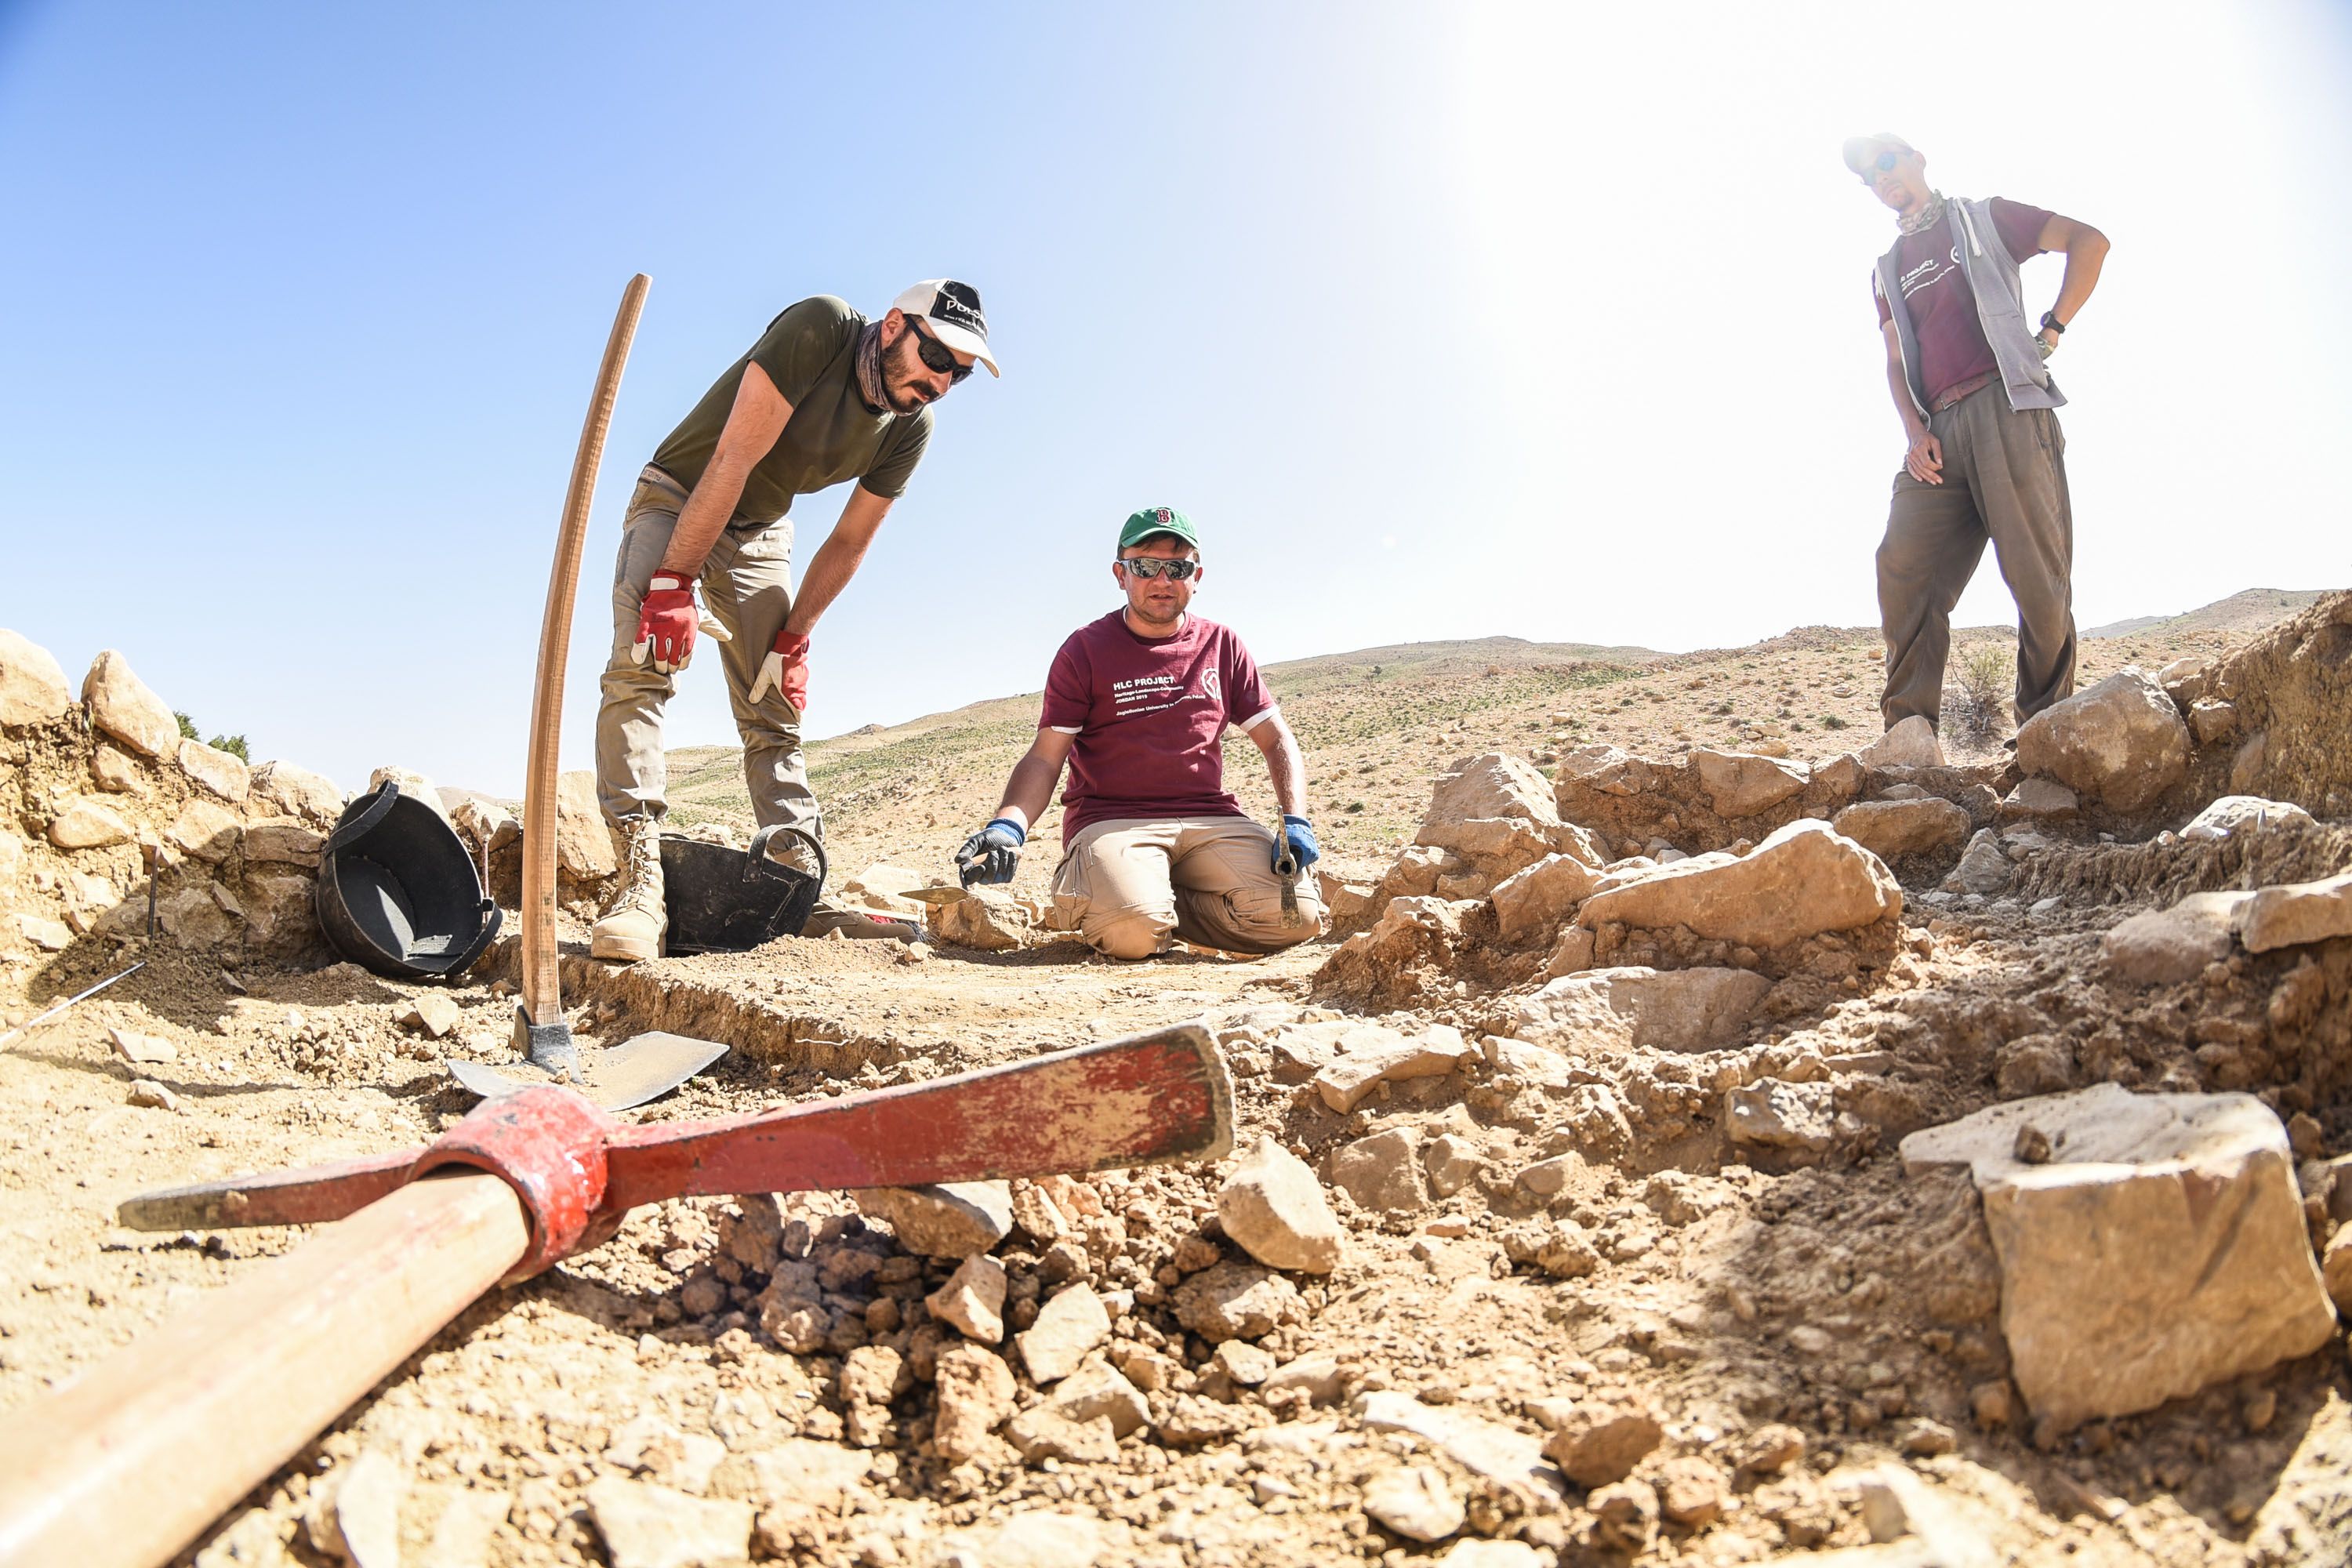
[1276, 815, 1319, 870]
[631, 574, 703, 673]
[2036, 328, 2060, 361]
[1904, 430, 1944, 485]
[956, 818, 1025, 887]
[746, 631, 811, 711]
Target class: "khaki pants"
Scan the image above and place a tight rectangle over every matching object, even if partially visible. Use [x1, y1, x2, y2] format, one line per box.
[1876, 381, 2077, 729]
[593, 467, 820, 836]
[1048, 816, 1329, 959]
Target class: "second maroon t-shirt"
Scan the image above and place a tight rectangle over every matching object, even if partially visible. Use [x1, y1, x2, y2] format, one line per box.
[1039, 612, 1277, 842]
[1873, 196, 2054, 407]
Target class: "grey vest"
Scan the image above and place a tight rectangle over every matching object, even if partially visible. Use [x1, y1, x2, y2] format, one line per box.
[1875, 196, 2064, 416]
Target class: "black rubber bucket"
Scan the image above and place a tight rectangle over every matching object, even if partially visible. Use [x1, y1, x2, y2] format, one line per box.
[314, 780, 502, 979]
[659, 823, 826, 956]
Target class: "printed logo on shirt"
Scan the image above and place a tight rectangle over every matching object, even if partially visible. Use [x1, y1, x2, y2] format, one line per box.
[1202, 666, 1221, 702]
[1109, 666, 1217, 720]
[1897, 245, 1965, 301]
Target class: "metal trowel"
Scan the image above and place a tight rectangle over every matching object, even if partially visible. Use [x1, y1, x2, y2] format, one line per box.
[446, 1030, 729, 1111]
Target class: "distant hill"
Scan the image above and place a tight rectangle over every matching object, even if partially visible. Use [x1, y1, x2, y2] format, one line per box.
[2085, 589, 2328, 641]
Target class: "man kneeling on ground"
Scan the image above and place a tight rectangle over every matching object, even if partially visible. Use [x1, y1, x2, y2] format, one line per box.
[955, 507, 1327, 958]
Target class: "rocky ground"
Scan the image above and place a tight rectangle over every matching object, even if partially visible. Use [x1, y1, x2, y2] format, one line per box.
[2, 589, 2350, 1568]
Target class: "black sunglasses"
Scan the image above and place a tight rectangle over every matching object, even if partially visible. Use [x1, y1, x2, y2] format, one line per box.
[1860, 149, 1901, 178]
[1116, 557, 1198, 580]
[906, 318, 975, 384]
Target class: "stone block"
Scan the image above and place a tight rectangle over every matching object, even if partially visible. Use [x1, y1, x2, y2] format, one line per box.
[1509, 965, 1769, 1054]
[2015, 670, 2191, 813]
[0, 630, 72, 726]
[1576, 819, 1900, 949]
[2238, 874, 2352, 954]
[1691, 749, 1809, 818]
[1218, 1136, 1341, 1273]
[82, 649, 178, 758]
[1832, 797, 1972, 861]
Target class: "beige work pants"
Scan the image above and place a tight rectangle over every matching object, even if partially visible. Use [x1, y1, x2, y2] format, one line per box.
[1876, 381, 2078, 730]
[593, 468, 819, 836]
[1049, 816, 1328, 959]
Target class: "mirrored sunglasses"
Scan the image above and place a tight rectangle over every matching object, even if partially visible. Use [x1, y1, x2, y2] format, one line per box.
[907, 318, 975, 384]
[1116, 557, 1198, 580]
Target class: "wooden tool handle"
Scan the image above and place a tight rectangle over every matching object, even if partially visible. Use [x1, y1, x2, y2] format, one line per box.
[521, 274, 652, 1026]
[0, 1174, 529, 1568]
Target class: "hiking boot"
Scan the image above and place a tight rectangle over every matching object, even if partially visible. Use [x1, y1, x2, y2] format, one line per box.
[591, 815, 666, 962]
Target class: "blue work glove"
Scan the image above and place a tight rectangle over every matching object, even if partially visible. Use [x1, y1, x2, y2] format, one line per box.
[956, 817, 1026, 887]
[1276, 815, 1319, 870]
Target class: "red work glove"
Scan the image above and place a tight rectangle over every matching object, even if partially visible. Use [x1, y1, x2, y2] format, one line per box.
[630, 572, 701, 674]
[746, 630, 811, 712]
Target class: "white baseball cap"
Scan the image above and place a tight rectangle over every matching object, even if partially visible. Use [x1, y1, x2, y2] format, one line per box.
[892, 279, 998, 376]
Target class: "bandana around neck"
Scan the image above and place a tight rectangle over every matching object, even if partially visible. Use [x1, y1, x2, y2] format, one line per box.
[854, 321, 888, 414]
[1897, 190, 1948, 237]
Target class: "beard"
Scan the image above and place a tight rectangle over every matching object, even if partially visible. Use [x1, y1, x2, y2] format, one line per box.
[881, 332, 936, 414]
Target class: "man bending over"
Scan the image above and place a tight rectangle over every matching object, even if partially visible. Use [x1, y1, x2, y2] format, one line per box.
[955, 507, 1327, 958]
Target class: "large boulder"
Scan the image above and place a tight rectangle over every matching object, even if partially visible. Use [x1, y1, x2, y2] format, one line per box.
[1491, 853, 1601, 942]
[1575, 820, 1901, 949]
[82, 649, 179, 759]
[2237, 873, 2352, 954]
[1857, 716, 1944, 770]
[1831, 797, 1972, 862]
[1900, 1085, 2336, 1430]
[177, 739, 250, 803]
[2100, 891, 2246, 985]
[249, 760, 344, 824]
[1690, 750, 1809, 819]
[2182, 795, 2314, 842]
[1416, 753, 1593, 881]
[2014, 670, 2191, 813]
[0, 630, 72, 727]
[1509, 966, 1769, 1054]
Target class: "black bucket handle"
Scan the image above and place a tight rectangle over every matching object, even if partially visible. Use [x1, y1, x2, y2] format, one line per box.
[436, 900, 504, 977]
[746, 822, 827, 888]
[324, 779, 401, 855]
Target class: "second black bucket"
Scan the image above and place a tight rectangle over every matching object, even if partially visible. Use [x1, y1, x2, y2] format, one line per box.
[659, 823, 826, 956]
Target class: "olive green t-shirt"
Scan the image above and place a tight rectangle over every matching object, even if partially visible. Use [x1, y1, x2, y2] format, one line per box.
[650, 296, 933, 527]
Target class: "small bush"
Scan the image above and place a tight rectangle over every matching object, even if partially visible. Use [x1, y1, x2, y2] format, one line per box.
[1950, 644, 2014, 741]
[208, 733, 250, 762]
[1821, 714, 1850, 731]
[174, 711, 198, 740]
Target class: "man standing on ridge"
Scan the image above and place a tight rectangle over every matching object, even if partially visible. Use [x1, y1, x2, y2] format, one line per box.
[1846, 133, 2109, 755]
[955, 507, 1328, 960]
[590, 281, 998, 963]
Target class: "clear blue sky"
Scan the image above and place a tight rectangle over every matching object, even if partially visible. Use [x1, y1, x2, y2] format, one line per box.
[3, 2, 2347, 797]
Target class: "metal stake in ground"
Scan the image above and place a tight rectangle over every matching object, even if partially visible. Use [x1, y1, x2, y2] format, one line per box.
[0, 1024, 1232, 1568]
[513, 274, 650, 1079]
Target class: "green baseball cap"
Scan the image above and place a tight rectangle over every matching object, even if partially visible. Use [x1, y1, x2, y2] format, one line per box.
[1117, 506, 1200, 554]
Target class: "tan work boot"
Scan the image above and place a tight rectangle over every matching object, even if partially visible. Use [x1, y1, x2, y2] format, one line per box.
[590, 816, 666, 962]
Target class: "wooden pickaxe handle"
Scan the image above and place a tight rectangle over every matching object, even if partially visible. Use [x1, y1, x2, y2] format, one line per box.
[0, 1174, 528, 1568]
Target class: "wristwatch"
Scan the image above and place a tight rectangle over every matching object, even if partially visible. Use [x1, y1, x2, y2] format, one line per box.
[2039, 310, 2067, 335]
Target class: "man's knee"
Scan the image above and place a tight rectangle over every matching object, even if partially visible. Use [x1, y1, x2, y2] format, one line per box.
[1086, 906, 1174, 960]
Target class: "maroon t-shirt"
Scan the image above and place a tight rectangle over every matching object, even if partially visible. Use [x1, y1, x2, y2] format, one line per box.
[1040, 612, 1278, 842]
[1874, 197, 2053, 406]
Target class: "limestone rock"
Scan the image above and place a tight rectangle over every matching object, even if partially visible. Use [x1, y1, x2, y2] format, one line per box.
[1263, 1352, 1345, 1405]
[1212, 1339, 1273, 1385]
[1858, 716, 1945, 770]
[1355, 1391, 1562, 1508]
[167, 798, 243, 862]
[1044, 1361, 1149, 1437]
[1435, 1543, 1543, 1568]
[448, 796, 517, 857]
[19, 911, 74, 951]
[249, 760, 344, 824]
[1424, 1133, 1486, 1198]
[242, 871, 321, 956]
[1510, 965, 1769, 1054]
[2189, 699, 2238, 744]
[853, 1181, 1011, 1258]
[1312, 1027, 1474, 1113]
[1945, 829, 2011, 895]
[925, 1254, 1007, 1343]
[550, 769, 615, 880]
[1004, 1406, 1117, 1464]
[82, 649, 179, 758]
[158, 884, 241, 946]
[1016, 1285, 1111, 1382]
[1490, 853, 1599, 942]
[584, 1478, 751, 1568]
[1218, 1136, 1341, 1273]
[1361, 1465, 1465, 1543]
[178, 739, 251, 803]
[1900, 1084, 2337, 1428]
[1998, 777, 2079, 823]
[314, 1448, 406, 1567]
[0, 630, 72, 726]
[1692, 749, 1809, 818]
[2238, 874, 2352, 953]
[606, 1414, 728, 1493]
[1576, 819, 1900, 949]
[2101, 892, 2246, 985]
[89, 745, 144, 794]
[1540, 1388, 1663, 1486]
[724, 1438, 871, 1511]
[1655, 1456, 1728, 1527]
[2157, 655, 2209, 702]
[1316, 868, 1377, 926]
[931, 1343, 1017, 1462]
[49, 797, 132, 851]
[1171, 1260, 1300, 1343]
[1832, 797, 1971, 862]
[2183, 795, 2314, 842]
[1419, 753, 1562, 851]
[932, 890, 1033, 951]
[398, 993, 461, 1039]
[108, 1026, 177, 1065]
[2015, 670, 2191, 813]
[245, 821, 325, 867]
[1327, 1127, 1428, 1213]
[962, 1513, 1106, 1568]
[2324, 1225, 2352, 1318]
[1725, 1079, 1835, 1154]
